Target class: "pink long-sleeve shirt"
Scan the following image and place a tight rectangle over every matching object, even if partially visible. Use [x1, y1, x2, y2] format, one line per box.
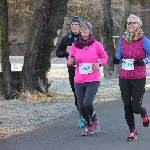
[68, 41, 108, 83]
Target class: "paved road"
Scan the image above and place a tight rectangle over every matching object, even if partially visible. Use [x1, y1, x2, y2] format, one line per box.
[0, 90, 150, 150]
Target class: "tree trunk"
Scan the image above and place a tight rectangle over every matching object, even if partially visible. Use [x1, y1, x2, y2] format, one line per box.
[100, 0, 116, 78]
[0, 0, 12, 98]
[112, 0, 133, 77]
[22, 0, 69, 93]
[119, 0, 133, 37]
[139, 0, 146, 7]
[139, 0, 146, 32]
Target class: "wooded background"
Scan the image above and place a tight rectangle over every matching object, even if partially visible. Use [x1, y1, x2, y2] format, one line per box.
[0, 0, 150, 98]
[8, 0, 150, 56]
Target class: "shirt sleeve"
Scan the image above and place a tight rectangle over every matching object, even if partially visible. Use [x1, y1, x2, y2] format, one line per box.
[97, 42, 108, 66]
[56, 37, 68, 58]
[143, 36, 150, 64]
[116, 39, 123, 61]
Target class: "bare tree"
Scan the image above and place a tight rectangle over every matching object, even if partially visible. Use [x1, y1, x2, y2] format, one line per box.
[139, 0, 146, 32]
[119, 0, 134, 36]
[21, 0, 69, 93]
[100, 0, 116, 78]
[0, 0, 12, 98]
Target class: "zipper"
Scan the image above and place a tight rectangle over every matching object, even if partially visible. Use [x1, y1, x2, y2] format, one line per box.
[124, 42, 132, 79]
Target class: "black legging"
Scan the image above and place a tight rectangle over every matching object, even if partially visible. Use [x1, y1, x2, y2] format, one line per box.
[68, 73, 78, 108]
[119, 78, 146, 131]
[75, 81, 100, 126]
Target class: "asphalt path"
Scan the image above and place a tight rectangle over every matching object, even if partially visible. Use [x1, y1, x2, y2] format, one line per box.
[0, 90, 150, 150]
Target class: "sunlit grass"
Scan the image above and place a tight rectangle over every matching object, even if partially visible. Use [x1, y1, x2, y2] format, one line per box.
[30, 90, 69, 101]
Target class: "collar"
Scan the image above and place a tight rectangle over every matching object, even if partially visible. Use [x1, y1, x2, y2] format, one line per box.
[68, 31, 79, 38]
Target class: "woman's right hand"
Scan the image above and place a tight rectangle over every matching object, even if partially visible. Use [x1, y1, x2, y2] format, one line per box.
[68, 56, 75, 65]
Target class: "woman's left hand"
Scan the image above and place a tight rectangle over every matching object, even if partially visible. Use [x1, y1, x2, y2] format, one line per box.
[92, 63, 100, 71]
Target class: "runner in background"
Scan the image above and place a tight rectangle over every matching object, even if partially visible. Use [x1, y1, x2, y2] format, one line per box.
[56, 16, 85, 128]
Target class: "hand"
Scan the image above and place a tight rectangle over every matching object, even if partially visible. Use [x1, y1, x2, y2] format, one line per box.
[69, 56, 75, 65]
[134, 59, 144, 66]
[113, 58, 120, 64]
[66, 46, 71, 53]
[92, 63, 99, 71]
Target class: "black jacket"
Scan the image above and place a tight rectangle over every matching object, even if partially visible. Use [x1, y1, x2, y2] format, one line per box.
[56, 32, 79, 74]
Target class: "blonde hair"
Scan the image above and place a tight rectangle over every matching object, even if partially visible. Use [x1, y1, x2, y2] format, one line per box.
[127, 14, 142, 27]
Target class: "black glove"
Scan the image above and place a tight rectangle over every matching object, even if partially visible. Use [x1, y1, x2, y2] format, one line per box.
[113, 58, 120, 64]
[134, 59, 144, 66]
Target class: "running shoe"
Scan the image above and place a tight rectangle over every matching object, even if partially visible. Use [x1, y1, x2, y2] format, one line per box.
[141, 113, 150, 127]
[91, 120, 100, 134]
[81, 121, 100, 136]
[82, 126, 93, 136]
[127, 130, 137, 141]
[77, 116, 85, 128]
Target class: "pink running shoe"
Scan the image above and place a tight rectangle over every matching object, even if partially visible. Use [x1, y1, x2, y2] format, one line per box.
[127, 130, 138, 141]
[91, 120, 100, 134]
[141, 113, 150, 127]
[82, 126, 93, 136]
[81, 121, 100, 136]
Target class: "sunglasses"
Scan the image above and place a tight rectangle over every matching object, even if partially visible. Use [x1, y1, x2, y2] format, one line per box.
[80, 27, 89, 31]
[127, 22, 138, 25]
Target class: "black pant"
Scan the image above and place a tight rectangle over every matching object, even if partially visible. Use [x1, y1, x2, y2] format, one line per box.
[119, 78, 146, 131]
[75, 81, 100, 126]
[68, 66, 78, 108]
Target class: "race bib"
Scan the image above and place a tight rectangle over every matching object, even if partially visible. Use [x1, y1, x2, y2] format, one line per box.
[122, 59, 134, 70]
[79, 63, 93, 74]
